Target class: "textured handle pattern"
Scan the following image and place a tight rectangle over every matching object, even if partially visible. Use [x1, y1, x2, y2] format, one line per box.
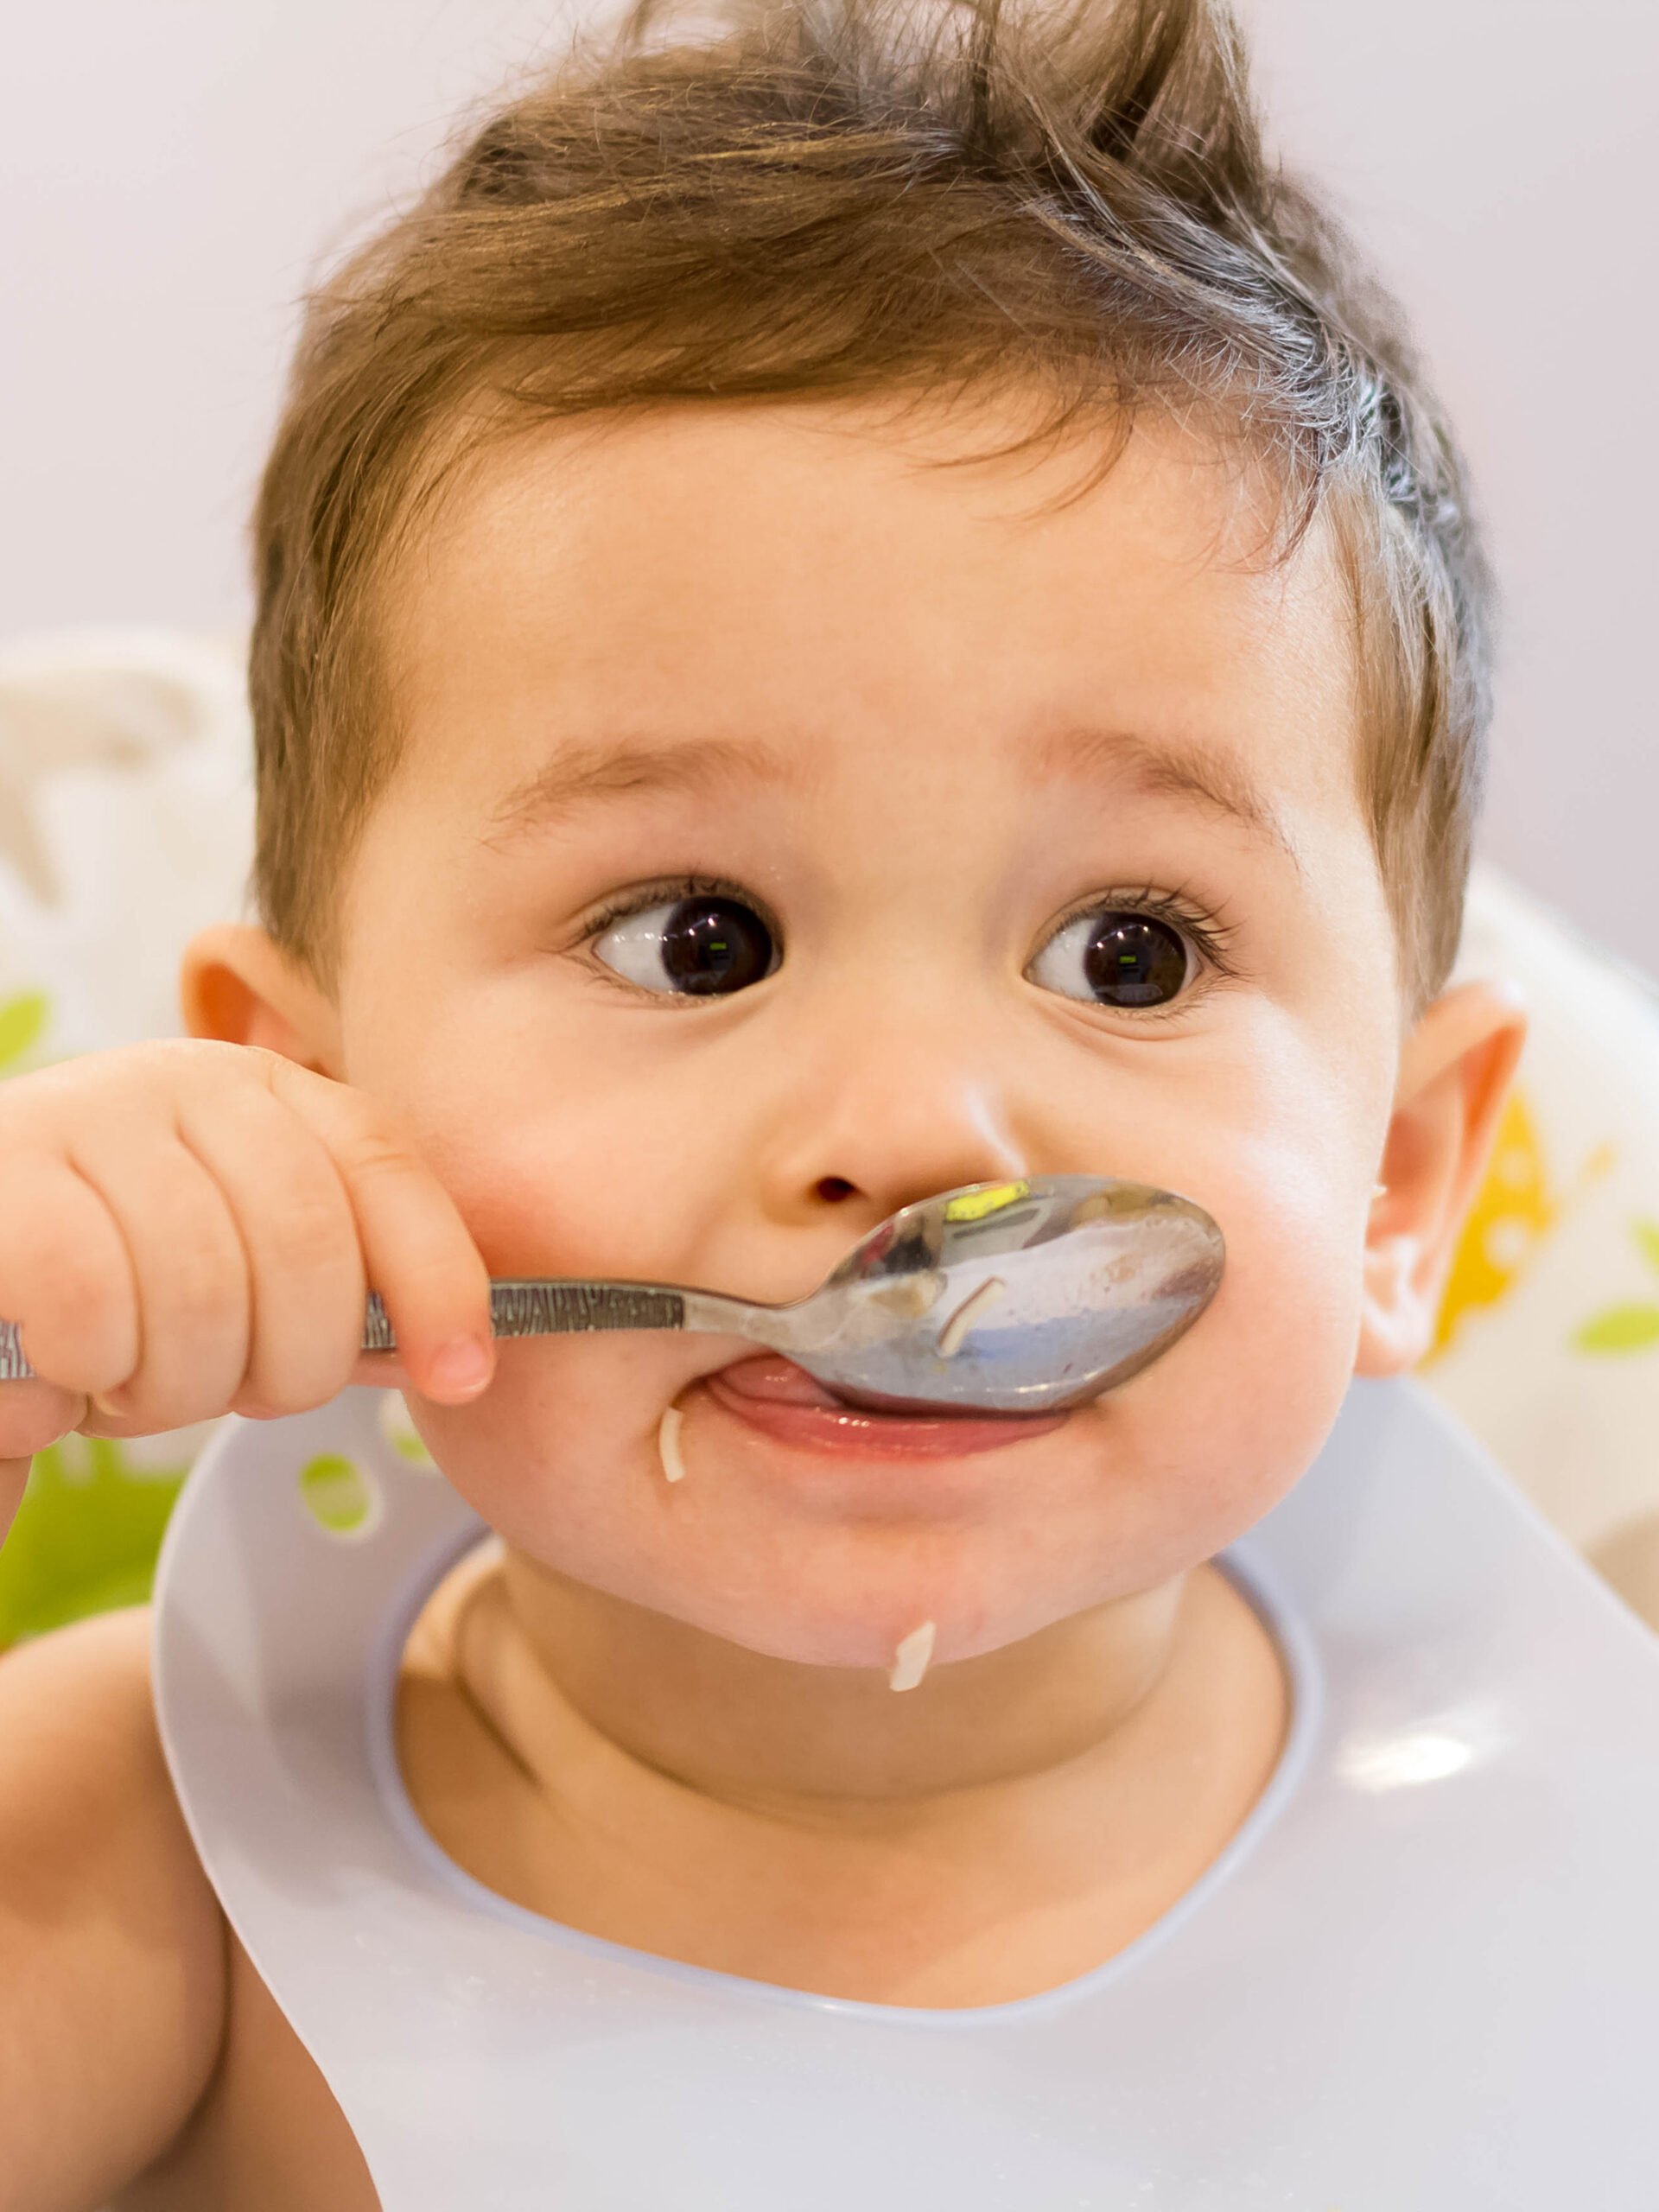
[0, 1281, 689, 1383]
[365, 1281, 687, 1351]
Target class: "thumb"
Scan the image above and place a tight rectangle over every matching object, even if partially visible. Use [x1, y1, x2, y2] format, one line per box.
[1, 1456, 31, 1550]
[0, 1380, 83, 1546]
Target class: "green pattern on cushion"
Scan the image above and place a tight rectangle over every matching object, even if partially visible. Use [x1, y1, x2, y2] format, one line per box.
[1573, 1218, 1659, 1357]
[0, 1436, 187, 1644]
[0, 988, 50, 1074]
[1575, 1305, 1659, 1353]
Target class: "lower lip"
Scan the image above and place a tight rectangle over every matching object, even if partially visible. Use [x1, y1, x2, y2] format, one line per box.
[702, 1355, 1069, 1459]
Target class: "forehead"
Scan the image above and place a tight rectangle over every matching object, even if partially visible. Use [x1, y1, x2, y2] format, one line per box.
[380, 395, 1360, 823]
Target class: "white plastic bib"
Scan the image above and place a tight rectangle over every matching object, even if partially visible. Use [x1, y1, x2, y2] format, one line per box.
[152, 1380, 1659, 2209]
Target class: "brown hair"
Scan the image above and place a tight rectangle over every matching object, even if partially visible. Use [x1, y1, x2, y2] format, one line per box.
[251, 0, 1491, 1010]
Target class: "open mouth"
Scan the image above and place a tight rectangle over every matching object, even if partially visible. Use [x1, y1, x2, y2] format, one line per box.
[702, 1353, 1070, 1459]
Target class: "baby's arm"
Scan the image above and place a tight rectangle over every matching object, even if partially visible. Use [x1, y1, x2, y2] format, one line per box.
[0, 1037, 493, 2202]
[0, 1607, 223, 2209]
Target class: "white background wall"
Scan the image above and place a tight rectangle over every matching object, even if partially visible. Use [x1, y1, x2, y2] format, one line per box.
[3, 0, 1654, 972]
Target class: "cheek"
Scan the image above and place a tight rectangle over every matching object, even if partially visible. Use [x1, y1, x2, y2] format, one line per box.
[1127, 1217, 1363, 1557]
[410, 1338, 681, 1561]
[1096, 1052, 1382, 1561]
[340, 988, 746, 1282]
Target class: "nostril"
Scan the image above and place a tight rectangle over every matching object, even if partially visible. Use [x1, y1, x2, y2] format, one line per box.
[815, 1175, 857, 1205]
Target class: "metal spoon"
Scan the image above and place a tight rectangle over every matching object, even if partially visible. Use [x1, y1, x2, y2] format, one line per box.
[0, 1175, 1222, 1414]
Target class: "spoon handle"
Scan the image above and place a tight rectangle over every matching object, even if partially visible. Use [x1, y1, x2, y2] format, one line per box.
[365, 1281, 693, 1350]
[0, 1281, 769, 1383]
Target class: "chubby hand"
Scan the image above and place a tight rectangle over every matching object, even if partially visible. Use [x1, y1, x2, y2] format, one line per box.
[0, 1039, 493, 1520]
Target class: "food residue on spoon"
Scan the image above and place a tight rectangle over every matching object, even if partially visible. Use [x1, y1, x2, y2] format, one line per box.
[888, 1619, 936, 1692]
[658, 1403, 688, 1484]
[936, 1275, 1007, 1359]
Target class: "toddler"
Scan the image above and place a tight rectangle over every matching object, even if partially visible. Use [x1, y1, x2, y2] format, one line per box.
[0, 0, 1524, 2203]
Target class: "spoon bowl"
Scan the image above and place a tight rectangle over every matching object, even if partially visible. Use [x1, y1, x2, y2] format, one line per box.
[728, 1175, 1224, 1412]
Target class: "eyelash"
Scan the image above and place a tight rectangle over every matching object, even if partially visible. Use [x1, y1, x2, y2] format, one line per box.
[575, 874, 781, 976]
[580, 874, 753, 931]
[574, 876, 1239, 1006]
[1036, 882, 1240, 998]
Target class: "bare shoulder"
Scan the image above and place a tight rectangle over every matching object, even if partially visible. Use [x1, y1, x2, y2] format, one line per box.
[0, 1605, 381, 2210]
[116, 1926, 381, 2212]
[0, 1606, 226, 2209]
[1, 1604, 181, 1839]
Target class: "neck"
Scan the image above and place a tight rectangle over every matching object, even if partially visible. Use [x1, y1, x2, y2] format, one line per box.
[502, 1551, 1187, 1813]
[421, 1550, 1288, 2005]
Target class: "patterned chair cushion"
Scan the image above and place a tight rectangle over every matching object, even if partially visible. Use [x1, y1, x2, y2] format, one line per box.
[1432, 877, 1659, 1621]
[0, 631, 248, 1641]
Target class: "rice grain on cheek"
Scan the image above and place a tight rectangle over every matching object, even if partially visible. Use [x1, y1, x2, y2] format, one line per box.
[658, 1403, 688, 1484]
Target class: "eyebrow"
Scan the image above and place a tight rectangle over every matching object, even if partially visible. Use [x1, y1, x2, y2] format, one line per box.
[1032, 725, 1301, 867]
[485, 734, 796, 843]
[484, 721, 1300, 864]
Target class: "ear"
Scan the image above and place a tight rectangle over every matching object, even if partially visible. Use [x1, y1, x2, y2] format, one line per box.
[180, 923, 343, 1077]
[1356, 978, 1528, 1377]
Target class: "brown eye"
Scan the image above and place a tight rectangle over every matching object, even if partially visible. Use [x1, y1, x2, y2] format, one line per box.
[595, 894, 778, 996]
[1030, 909, 1192, 1008]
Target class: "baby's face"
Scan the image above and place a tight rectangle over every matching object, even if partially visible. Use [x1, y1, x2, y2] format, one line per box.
[334, 397, 1402, 1667]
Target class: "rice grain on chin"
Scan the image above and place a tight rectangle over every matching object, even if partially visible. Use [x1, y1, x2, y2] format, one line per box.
[658, 1404, 688, 1484]
[888, 1619, 936, 1692]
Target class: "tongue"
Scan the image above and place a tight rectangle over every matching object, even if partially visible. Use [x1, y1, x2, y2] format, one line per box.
[711, 1354, 845, 1408]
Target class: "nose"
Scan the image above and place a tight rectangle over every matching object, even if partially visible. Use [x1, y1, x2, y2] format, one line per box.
[751, 1007, 1031, 1233]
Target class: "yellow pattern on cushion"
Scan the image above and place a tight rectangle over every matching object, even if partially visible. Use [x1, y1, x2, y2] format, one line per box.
[1430, 1089, 1555, 1359]
[1428, 1088, 1616, 1363]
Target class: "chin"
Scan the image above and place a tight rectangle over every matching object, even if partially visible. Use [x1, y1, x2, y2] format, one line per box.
[449, 1461, 1225, 1676]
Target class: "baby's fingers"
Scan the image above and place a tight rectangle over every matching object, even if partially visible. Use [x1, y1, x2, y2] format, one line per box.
[0, 1151, 139, 1397]
[264, 1060, 494, 1403]
[61, 1124, 251, 1431]
[0, 1203, 86, 1530]
[0, 1378, 84, 1478]
[1, 1455, 30, 1547]
[0, 1309, 84, 1546]
[176, 1082, 366, 1417]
